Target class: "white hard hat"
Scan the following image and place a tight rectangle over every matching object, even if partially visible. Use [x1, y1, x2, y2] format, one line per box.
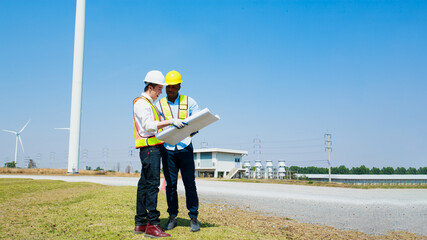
[144, 70, 167, 86]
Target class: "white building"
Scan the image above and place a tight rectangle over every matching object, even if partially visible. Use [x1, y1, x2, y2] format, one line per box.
[193, 148, 248, 178]
[298, 174, 427, 185]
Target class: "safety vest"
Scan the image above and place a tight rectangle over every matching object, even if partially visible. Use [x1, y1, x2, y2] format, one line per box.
[133, 96, 164, 148]
[159, 95, 188, 120]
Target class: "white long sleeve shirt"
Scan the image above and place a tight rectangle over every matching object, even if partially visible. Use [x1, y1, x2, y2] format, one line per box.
[134, 93, 162, 138]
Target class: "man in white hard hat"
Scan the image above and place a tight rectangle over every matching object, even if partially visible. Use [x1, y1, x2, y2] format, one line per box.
[133, 70, 186, 238]
[156, 70, 201, 232]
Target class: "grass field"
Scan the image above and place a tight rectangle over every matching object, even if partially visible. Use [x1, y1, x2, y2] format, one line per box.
[2, 168, 426, 189]
[1, 178, 425, 239]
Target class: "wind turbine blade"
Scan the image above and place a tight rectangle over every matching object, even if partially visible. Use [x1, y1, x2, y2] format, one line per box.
[54, 128, 70, 130]
[19, 119, 31, 133]
[18, 136, 25, 154]
[2, 129, 17, 134]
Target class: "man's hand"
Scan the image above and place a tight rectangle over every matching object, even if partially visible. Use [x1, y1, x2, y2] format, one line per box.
[171, 119, 188, 129]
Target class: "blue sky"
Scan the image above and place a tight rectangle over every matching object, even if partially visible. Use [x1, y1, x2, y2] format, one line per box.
[1, 0, 426, 170]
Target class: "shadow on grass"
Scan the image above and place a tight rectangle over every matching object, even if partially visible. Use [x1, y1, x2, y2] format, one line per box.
[159, 217, 217, 229]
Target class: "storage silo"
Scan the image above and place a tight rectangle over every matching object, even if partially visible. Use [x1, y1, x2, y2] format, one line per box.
[265, 160, 274, 179]
[243, 161, 251, 169]
[243, 161, 251, 178]
[254, 160, 263, 179]
[278, 161, 286, 179]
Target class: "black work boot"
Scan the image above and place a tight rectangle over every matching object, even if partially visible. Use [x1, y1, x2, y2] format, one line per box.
[163, 216, 177, 230]
[190, 218, 200, 232]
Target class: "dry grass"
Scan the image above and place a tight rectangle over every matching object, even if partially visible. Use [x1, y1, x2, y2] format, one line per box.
[1, 178, 425, 240]
[0, 167, 140, 177]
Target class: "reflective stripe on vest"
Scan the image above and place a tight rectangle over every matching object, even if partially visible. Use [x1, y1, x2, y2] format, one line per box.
[159, 95, 188, 120]
[133, 97, 164, 148]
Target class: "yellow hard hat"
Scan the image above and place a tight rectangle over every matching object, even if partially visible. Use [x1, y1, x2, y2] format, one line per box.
[165, 70, 182, 85]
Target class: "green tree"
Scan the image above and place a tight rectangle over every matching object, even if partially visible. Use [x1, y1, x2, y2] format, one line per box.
[27, 159, 37, 169]
[370, 167, 380, 174]
[95, 166, 103, 171]
[381, 167, 394, 174]
[350, 165, 369, 174]
[4, 162, 16, 168]
[332, 165, 349, 174]
[407, 167, 417, 174]
[417, 167, 427, 174]
[289, 166, 300, 173]
[395, 167, 407, 174]
[299, 167, 308, 174]
[294, 167, 303, 174]
[360, 165, 369, 174]
[305, 166, 328, 174]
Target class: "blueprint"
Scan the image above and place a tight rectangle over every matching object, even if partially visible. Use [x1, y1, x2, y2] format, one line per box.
[156, 108, 220, 145]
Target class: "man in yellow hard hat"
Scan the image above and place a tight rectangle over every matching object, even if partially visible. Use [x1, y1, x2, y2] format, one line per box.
[156, 70, 201, 232]
[133, 70, 186, 238]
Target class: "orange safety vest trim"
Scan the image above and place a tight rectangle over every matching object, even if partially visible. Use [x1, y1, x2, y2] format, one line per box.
[133, 96, 164, 148]
[159, 95, 188, 120]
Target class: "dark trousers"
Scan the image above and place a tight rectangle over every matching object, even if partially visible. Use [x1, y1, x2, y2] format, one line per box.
[135, 145, 166, 226]
[162, 143, 199, 219]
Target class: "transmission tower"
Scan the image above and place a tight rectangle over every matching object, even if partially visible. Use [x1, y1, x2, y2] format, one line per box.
[82, 149, 88, 170]
[201, 141, 208, 149]
[253, 137, 261, 162]
[23, 155, 30, 168]
[324, 133, 332, 183]
[64, 150, 68, 168]
[36, 153, 42, 168]
[128, 146, 134, 173]
[103, 147, 109, 171]
[49, 152, 55, 169]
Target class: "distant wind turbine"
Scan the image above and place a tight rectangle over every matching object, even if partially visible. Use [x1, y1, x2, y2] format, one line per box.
[2, 120, 30, 165]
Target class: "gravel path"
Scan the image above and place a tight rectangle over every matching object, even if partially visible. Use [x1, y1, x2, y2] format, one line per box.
[2, 175, 426, 235]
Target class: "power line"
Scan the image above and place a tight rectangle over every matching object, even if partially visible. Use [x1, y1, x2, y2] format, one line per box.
[286, 159, 328, 163]
[219, 138, 323, 146]
[256, 151, 324, 155]
[261, 138, 323, 144]
[261, 145, 324, 149]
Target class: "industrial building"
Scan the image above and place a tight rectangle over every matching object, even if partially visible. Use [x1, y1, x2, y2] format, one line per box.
[193, 148, 293, 179]
[241, 160, 294, 179]
[298, 174, 427, 185]
[192, 149, 426, 184]
[193, 148, 248, 178]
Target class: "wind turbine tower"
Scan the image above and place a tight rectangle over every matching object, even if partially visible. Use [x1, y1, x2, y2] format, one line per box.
[2, 120, 30, 166]
[67, 0, 86, 174]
